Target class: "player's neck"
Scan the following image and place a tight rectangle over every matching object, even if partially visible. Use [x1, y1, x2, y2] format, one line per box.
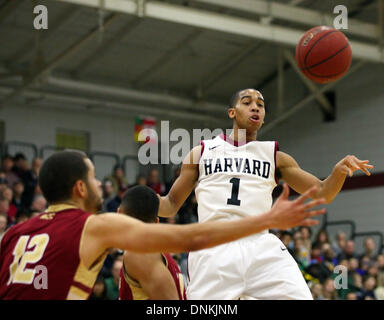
[230, 127, 257, 143]
[59, 198, 86, 211]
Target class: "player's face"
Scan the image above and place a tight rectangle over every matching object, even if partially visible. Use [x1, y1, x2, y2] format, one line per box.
[84, 159, 103, 212]
[229, 89, 265, 132]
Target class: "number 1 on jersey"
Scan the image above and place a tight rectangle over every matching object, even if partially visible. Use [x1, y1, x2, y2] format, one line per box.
[227, 178, 241, 206]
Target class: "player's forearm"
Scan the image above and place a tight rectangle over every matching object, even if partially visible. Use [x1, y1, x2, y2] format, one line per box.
[158, 195, 179, 218]
[129, 214, 272, 254]
[317, 168, 347, 203]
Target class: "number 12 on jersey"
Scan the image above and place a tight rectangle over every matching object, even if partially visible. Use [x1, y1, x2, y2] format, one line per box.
[227, 178, 241, 206]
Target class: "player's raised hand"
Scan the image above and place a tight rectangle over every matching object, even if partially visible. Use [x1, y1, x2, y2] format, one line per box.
[334, 155, 374, 177]
[268, 184, 326, 230]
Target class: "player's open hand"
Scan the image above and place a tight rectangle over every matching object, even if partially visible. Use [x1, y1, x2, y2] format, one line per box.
[335, 155, 374, 177]
[269, 184, 326, 230]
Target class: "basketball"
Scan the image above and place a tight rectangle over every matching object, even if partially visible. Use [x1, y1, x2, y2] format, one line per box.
[296, 26, 352, 84]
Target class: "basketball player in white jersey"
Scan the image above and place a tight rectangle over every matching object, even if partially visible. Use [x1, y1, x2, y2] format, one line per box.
[158, 88, 373, 300]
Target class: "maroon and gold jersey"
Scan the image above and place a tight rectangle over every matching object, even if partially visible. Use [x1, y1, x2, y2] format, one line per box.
[0, 205, 107, 300]
[119, 253, 186, 300]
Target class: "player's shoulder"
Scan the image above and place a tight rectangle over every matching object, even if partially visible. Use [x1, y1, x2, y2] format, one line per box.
[123, 251, 164, 277]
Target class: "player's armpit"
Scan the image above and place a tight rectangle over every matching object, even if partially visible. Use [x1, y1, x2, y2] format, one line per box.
[123, 252, 179, 300]
[276, 151, 322, 196]
[158, 145, 201, 218]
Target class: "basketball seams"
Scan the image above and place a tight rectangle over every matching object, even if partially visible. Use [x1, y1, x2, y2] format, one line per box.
[303, 30, 338, 69]
[304, 43, 350, 78]
[304, 42, 350, 72]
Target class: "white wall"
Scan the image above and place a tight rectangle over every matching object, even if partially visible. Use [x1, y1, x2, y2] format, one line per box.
[260, 62, 384, 247]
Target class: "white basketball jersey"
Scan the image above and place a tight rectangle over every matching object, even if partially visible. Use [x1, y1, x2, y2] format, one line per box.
[195, 134, 278, 227]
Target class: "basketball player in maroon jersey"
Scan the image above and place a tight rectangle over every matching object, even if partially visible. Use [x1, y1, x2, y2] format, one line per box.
[118, 186, 186, 300]
[0, 150, 326, 299]
[157, 88, 374, 299]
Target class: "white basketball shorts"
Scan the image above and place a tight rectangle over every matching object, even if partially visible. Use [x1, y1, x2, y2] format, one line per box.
[187, 233, 313, 300]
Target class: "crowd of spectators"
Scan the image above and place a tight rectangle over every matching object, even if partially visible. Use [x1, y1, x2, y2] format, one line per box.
[273, 227, 384, 300]
[1, 153, 383, 300]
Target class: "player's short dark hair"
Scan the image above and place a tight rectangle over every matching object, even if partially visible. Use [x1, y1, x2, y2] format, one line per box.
[228, 88, 266, 109]
[119, 185, 159, 223]
[38, 151, 89, 204]
[228, 89, 244, 108]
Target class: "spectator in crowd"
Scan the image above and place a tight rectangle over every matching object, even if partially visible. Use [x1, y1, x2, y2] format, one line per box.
[21, 157, 42, 209]
[322, 243, 337, 271]
[102, 180, 115, 212]
[361, 276, 377, 300]
[147, 168, 165, 195]
[105, 259, 123, 300]
[89, 276, 108, 301]
[0, 172, 8, 189]
[105, 165, 128, 195]
[0, 212, 7, 240]
[280, 231, 294, 256]
[12, 153, 30, 178]
[300, 226, 312, 254]
[311, 283, 324, 300]
[313, 229, 330, 248]
[12, 181, 25, 213]
[322, 278, 338, 300]
[356, 255, 374, 276]
[351, 272, 364, 299]
[361, 237, 377, 261]
[130, 174, 147, 188]
[294, 236, 311, 268]
[332, 231, 347, 257]
[1, 187, 17, 223]
[346, 292, 358, 300]
[106, 187, 126, 213]
[1, 155, 19, 188]
[310, 242, 323, 264]
[349, 257, 359, 274]
[337, 240, 357, 261]
[377, 254, 384, 280]
[30, 195, 47, 213]
[335, 258, 353, 300]
[0, 196, 10, 223]
[374, 274, 384, 300]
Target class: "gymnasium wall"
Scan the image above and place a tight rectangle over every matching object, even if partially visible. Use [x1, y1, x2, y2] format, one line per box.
[0, 101, 215, 183]
[261, 62, 384, 245]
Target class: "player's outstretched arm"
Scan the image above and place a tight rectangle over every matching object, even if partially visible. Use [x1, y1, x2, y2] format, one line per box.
[80, 184, 325, 267]
[277, 151, 373, 203]
[158, 145, 201, 218]
[122, 252, 180, 300]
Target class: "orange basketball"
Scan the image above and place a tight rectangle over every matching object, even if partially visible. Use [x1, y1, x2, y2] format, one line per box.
[296, 26, 352, 84]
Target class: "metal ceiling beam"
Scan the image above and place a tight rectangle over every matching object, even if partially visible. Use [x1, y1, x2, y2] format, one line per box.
[194, 0, 379, 40]
[258, 61, 366, 137]
[53, 0, 384, 63]
[283, 50, 333, 114]
[1, 12, 120, 106]
[9, 7, 79, 66]
[196, 42, 262, 99]
[72, 17, 142, 77]
[45, 76, 225, 113]
[133, 29, 204, 88]
[0, 85, 227, 124]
